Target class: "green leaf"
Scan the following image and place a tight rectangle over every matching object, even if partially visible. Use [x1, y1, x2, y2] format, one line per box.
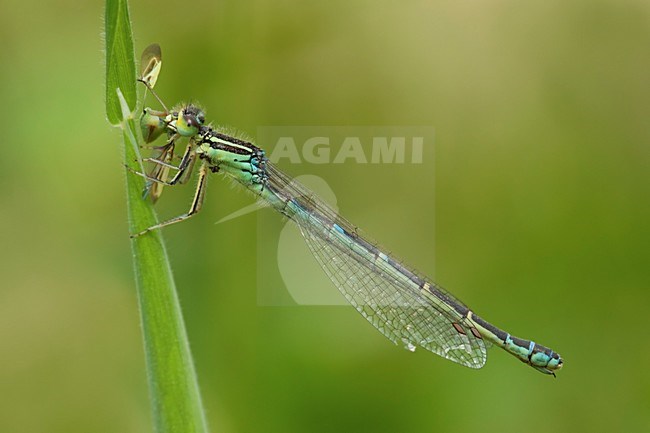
[104, 1, 210, 432]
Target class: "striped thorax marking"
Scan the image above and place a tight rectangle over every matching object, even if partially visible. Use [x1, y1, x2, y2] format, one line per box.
[202, 130, 256, 155]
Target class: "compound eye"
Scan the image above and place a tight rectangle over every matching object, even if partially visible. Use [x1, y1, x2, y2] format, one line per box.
[186, 114, 199, 127]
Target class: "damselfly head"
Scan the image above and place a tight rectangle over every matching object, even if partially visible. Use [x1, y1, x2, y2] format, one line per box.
[176, 105, 206, 137]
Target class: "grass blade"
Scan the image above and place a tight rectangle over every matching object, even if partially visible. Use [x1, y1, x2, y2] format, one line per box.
[104, 1, 210, 432]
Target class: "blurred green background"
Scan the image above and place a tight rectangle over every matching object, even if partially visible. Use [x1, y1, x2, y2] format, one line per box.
[1, 0, 649, 432]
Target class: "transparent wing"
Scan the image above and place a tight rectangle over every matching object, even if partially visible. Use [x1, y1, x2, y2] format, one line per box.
[264, 164, 487, 369]
[297, 218, 486, 368]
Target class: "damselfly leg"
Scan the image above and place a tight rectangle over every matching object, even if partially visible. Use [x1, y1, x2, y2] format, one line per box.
[130, 161, 209, 238]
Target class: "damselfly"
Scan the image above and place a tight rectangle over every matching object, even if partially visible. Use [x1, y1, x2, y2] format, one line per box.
[130, 44, 563, 376]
